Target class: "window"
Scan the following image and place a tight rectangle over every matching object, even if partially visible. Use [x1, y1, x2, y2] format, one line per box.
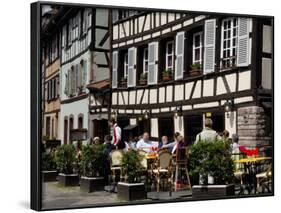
[46, 116, 51, 137]
[78, 115, 83, 129]
[192, 32, 203, 65]
[165, 41, 174, 70]
[143, 48, 149, 74]
[46, 75, 59, 101]
[64, 117, 68, 144]
[123, 53, 128, 78]
[221, 18, 238, 69]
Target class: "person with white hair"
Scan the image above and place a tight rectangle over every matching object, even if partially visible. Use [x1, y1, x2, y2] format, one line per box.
[195, 118, 219, 144]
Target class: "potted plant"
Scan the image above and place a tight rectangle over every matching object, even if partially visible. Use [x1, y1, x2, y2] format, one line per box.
[189, 63, 202, 76]
[162, 69, 173, 81]
[80, 144, 107, 192]
[55, 144, 79, 187]
[41, 151, 57, 182]
[120, 76, 127, 88]
[189, 139, 235, 198]
[139, 73, 147, 86]
[117, 149, 146, 201]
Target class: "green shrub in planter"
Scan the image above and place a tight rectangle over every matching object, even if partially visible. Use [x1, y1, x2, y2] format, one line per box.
[80, 144, 107, 177]
[121, 149, 144, 183]
[79, 144, 107, 192]
[118, 149, 146, 201]
[55, 144, 76, 174]
[189, 139, 234, 185]
[42, 151, 57, 171]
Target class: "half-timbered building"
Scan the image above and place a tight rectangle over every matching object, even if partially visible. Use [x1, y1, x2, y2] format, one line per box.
[110, 11, 273, 148]
[42, 6, 62, 141]
[58, 7, 111, 145]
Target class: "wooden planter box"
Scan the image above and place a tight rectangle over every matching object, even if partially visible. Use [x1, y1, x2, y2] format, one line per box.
[117, 182, 146, 201]
[58, 173, 79, 187]
[163, 75, 172, 81]
[45, 140, 61, 149]
[192, 184, 235, 199]
[42, 170, 57, 182]
[189, 69, 202, 77]
[139, 80, 147, 86]
[80, 176, 105, 193]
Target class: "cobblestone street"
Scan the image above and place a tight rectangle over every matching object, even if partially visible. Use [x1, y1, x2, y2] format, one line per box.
[42, 182, 124, 209]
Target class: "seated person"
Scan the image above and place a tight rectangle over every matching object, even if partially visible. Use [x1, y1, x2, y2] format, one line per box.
[171, 135, 186, 155]
[161, 132, 181, 152]
[136, 132, 153, 151]
[158, 135, 168, 149]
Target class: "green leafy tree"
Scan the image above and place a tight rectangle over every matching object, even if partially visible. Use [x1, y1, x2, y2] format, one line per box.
[189, 139, 234, 185]
[55, 144, 76, 174]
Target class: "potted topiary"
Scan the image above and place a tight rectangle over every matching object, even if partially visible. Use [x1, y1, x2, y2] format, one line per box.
[139, 73, 147, 86]
[80, 144, 107, 192]
[117, 149, 146, 201]
[189, 63, 202, 77]
[55, 144, 79, 187]
[189, 139, 235, 198]
[41, 151, 57, 182]
[162, 69, 173, 81]
[120, 76, 127, 88]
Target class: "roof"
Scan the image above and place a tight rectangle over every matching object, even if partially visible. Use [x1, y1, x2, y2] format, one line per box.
[87, 80, 110, 92]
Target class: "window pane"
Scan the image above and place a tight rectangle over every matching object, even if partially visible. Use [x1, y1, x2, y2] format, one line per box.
[195, 35, 200, 47]
[195, 49, 200, 61]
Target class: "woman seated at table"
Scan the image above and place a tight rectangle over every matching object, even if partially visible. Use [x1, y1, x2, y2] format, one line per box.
[171, 135, 186, 155]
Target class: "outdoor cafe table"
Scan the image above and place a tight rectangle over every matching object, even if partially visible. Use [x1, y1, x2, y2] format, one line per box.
[234, 157, 272, 194]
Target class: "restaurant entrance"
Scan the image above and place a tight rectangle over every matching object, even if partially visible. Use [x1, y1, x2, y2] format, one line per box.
[184, 115, 203, 145]
[92, 119, 109, 143]
[158, 117, 174, 142]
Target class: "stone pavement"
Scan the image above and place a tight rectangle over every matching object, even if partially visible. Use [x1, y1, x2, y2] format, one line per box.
[42, 182, 124, 209]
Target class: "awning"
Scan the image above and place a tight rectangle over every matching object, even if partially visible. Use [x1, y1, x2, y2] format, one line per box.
[87, 80, 110, 92]
[123, 124, 138, 131]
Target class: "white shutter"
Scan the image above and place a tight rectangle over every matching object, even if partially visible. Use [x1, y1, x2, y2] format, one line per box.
[175, 31, 185, 80]
[127, 47, 137, 87]
[237, 18, 250, 67]
[203, 19, 216, 74]
[83, 61, 87, 87]
[76, 64, 81, 89]
[112, 51, 118, 89]
[148, 42, 159, 85]
[64, 72, 69, 96]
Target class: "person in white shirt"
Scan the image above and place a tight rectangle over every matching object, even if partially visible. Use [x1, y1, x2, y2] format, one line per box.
[136, 132, 153, 151]
[194, 118, 219, 144]
[108, 118, 125, 150]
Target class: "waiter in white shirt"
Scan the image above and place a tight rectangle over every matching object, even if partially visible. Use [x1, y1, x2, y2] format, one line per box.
[108, 118, 125, 150]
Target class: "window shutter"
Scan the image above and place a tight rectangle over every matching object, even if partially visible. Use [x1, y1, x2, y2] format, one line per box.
[175, 31, 185, 80]
[83, 61, 87, 88]
[148, 42, 159, 85]
[203, 19, 216, 74]
[112, 51, 118, 89]
[237, 18, 250, 67]
[127, 47, 137, 87]
[64, 72, 69, 96]
[76, 64, 81, 90]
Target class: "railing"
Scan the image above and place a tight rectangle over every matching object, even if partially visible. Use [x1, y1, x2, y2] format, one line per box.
[220, 56, 237, 71]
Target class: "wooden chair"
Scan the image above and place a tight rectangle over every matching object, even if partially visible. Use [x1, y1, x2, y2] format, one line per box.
[152, 150, 173, 193]
[110, 150, 124, 183]
[256, 163, 272, 193]
[173, 147, 192, 192]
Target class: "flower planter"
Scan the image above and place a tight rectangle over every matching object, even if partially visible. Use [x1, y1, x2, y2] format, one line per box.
[189, 69, 202, 77]
[117, 182, 146, 201]
[80, 176, 105, 193]
[163, 76, 172, 81]
[58, 173, 79, 187]
[138, 80, 147, 86]
[42, 170, 57, 182]
[192, 184, 235, 199]
[45, 139, 61, 149]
